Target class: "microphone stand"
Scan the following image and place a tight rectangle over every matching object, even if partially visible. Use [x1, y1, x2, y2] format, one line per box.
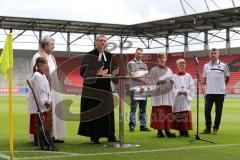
[189, 61, 215, 144]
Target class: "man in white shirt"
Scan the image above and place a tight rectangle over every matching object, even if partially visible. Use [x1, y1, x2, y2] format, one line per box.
[127, 48, 150, 132]
[202, 48, 230, 135]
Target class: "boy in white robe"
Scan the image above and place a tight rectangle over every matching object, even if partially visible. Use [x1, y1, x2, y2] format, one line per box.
[28, 57, 52, 144]
[148, 53, 176, 138]
[173, 58, 195, 137]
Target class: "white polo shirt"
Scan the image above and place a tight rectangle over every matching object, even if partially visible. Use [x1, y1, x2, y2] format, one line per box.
[203, 59, 230, 94]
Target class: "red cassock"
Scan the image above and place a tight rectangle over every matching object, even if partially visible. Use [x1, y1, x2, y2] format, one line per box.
[29, 112, 49, 135]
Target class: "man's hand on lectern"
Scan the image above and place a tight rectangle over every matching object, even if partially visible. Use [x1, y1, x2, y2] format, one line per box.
[112, 67, 119, 76]
[97, 66, 108, 76]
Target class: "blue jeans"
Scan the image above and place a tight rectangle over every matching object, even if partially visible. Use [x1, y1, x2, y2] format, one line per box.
[129, 98, 147, 129]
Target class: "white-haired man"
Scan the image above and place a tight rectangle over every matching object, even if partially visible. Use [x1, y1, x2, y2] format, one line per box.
[30, 36, 66, 143]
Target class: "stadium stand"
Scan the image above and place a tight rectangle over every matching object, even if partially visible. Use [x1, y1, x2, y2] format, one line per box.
[0, 50, 239, 94]
[54, 53, 239, 94]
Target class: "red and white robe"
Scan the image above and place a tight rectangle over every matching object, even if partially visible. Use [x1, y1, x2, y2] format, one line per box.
[172, 72, 195, 131]
[148, 65, 175, 130]
[28, 71, 52, 135]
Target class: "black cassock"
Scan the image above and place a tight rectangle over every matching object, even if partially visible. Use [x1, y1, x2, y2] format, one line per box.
[78, 48, 118, 139]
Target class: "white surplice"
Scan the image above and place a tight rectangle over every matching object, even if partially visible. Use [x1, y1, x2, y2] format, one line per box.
[173, 73, 195, 113]
[28, 72, 52, 114]
[148, 66, 175, 107]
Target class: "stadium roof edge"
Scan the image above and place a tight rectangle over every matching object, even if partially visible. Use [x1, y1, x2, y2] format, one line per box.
[0, 7, 240, 38]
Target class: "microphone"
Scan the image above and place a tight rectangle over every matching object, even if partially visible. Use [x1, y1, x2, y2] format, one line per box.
[194, 55, 199, 64]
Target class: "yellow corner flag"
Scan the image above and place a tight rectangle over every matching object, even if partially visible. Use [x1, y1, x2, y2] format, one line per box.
[0, 33, 14, 80]
[0, 33, 14, 160]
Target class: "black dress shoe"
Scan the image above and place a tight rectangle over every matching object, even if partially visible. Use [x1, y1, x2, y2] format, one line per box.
[179, 131, 185, 137]
[129, 128, 134, 132]
[90, 137, 100, 144]
[165, 131, 176, 138]
[53, 140, 65, 143]
[140, 127, 151, 131]
[201, 128, 211, 134]
[108, 139, 119, 142]
[48, 146, 59, 151]
[184, 131, 190, 137]
[108, 136, 119, 142]
[157, 130, 165, 138]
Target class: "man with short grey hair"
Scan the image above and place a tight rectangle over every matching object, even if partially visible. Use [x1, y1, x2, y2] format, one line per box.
[127, 48, 150, 132]
[202, 48, 230, 135]
[30, 36, 66, 143]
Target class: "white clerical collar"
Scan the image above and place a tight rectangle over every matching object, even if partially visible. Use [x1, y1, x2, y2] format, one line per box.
[98, 52, 107, 62]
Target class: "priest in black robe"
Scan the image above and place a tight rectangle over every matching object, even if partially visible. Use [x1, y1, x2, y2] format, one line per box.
[78, 34, 119, 144]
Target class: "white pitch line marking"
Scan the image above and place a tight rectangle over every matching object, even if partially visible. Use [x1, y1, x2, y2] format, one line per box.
[2, 143, 240, 160]
[0, 153, 10, 160]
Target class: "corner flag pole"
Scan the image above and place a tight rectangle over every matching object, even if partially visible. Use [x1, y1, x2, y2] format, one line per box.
[0, 30, 14, 159]
[8, 30, 14, 160]
[8, 67, 13, 160]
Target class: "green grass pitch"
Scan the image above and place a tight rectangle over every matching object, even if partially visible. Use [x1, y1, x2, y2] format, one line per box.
[0, 95, 240, 160]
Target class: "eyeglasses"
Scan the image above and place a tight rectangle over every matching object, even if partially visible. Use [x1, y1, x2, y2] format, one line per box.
[211, 52, 217, 55]
[97, 39, 107, 42]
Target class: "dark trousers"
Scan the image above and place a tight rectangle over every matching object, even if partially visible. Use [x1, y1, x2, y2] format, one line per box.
[204, 94, 225, 130]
